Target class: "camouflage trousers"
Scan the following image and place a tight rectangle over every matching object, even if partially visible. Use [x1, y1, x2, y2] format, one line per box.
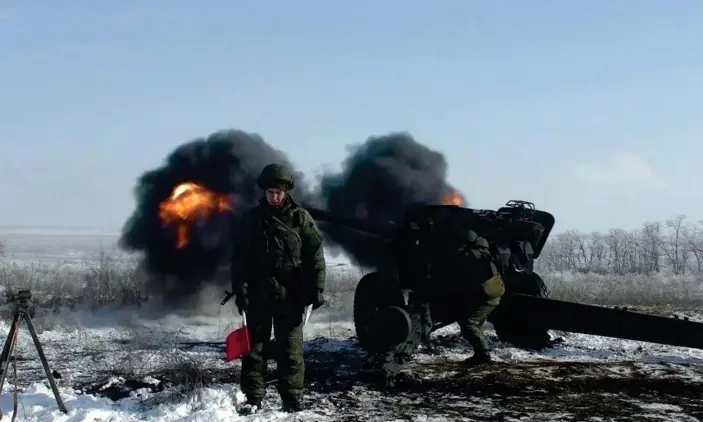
[457, 297, 500, 355]
[240, 300, 305, 401]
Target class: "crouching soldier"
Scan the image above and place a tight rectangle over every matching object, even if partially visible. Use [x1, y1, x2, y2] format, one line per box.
[230, 163, 327, 414]
[457, 230, 505, 364]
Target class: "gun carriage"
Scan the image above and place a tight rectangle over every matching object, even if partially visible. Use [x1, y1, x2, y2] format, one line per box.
[307, 200, 703, 379]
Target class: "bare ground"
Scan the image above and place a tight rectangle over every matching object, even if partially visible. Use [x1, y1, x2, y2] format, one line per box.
[68, 332, 703, 422]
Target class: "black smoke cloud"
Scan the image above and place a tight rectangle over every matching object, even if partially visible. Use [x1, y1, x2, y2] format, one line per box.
[120, 129, 462, 306]
[119, 129, 312, 306]
[316, 132, 464, 270]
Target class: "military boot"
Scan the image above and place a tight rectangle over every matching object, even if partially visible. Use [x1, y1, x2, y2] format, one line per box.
[464, 352, 493, 365]
[238, 397, 263, 415]
[464, 340, 493, 365]
[463, 346, 494, 366]
[281, 395, 303, 413]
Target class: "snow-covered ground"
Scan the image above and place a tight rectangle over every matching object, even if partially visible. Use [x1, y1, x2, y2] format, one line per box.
[0, 230, 701, 421]
[0, 228, 128, 265]
[0, 304, 701, 422]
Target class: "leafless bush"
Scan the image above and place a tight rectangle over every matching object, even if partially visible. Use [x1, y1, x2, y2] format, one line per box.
[323, 267, 703, 309]
[545, 271, 703, 307]
[0, 250, 701, 317]
[83, 325, 230, 406]
[0, 254, 147, 310]
[0, 256, 365, 316]
[538, 215, 703, 276]
[324, 265, 363, 320]
[144, 352, 217, 406]
[82, 252, 147, 306]
[325, 265, 703, 309]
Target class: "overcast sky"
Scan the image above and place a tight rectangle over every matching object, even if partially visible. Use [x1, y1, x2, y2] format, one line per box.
[1, 0, 701, 234]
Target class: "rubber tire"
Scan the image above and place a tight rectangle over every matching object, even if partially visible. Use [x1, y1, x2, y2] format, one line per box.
[353, 272, 405, 352]
[489, 272, 553, 350]
[374, 306, 413, 350]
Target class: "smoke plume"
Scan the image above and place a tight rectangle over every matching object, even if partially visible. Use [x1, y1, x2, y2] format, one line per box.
[119, 129, 311, 306]
[315, 132, 464, 269]
[120, 129, 463, 306]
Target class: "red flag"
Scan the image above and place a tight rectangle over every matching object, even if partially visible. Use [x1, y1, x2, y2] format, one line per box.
[225, 322, 250, 362]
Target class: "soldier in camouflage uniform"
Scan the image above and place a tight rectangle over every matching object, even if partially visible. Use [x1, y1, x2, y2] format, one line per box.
[230, 164, 327, 414]
[368, 228, 504, 388]
[457, 230, 505, 364]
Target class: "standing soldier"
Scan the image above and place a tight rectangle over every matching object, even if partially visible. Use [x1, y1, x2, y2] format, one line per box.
[230, 164, 327, 414]
[457, 229, 505, 364]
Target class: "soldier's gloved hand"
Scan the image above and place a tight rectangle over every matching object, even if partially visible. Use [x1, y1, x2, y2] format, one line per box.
[233, 284, 248, 316]
[310, 289, 325, 310]
[235, 295, 248, 316]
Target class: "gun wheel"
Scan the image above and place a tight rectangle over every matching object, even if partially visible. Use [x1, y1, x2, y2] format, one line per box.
[353, 271, 405, 352]
[489, 272, 553, 350]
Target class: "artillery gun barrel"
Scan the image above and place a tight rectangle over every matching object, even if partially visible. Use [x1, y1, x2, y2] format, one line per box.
[309, 203, 703, 351]
[306, 207, 397, 239]
[503, 293, 703, 350]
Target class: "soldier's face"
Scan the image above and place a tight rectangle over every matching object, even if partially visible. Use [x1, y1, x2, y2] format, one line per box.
[265, 188, 286, 206]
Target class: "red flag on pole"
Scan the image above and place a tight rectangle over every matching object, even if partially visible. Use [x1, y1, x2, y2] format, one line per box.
[224, 313, 250, 362]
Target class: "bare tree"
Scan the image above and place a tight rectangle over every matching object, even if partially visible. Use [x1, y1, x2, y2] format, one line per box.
[534, 213, 703, 276]
[637, 221, 662, 273]
[683, 220, 703, 273]
[605, 228, 629, 274]
[661, 215, 689, 275]
[560, 230, 582, 271]
[588, 232, 608, 273]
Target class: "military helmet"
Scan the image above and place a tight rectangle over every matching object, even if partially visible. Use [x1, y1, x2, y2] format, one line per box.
[256, 163, 295, 191]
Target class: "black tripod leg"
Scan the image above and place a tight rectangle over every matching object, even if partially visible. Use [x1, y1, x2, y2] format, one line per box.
[0, 319, 20, 397]
[0, 313, 20, 366]
[22, 313, 68, 414]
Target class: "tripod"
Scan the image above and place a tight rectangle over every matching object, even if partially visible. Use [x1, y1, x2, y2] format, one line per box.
[0, 290, 67, 414]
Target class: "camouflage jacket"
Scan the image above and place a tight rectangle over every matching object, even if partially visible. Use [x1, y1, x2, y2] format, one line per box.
[462, 230, 499, 275]
[463, 230, 504, 300]
[231, 197, 326, 301]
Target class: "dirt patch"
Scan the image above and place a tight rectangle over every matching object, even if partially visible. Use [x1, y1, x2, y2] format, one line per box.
[76, 336, 703, 421]
[395, 360, 703, 420]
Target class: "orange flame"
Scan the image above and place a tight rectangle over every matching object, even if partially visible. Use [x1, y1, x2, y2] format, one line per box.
[158, 182, 232, 248]
[440, 191, 464, 207]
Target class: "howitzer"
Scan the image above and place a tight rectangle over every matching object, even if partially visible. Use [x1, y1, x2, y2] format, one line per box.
[308, 200, 703, 384]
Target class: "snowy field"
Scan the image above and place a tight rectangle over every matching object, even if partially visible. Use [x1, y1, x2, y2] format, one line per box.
[0, 230, 702, 421]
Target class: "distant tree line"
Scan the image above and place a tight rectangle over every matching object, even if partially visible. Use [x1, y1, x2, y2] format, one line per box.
[537, 215, 703, 275]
